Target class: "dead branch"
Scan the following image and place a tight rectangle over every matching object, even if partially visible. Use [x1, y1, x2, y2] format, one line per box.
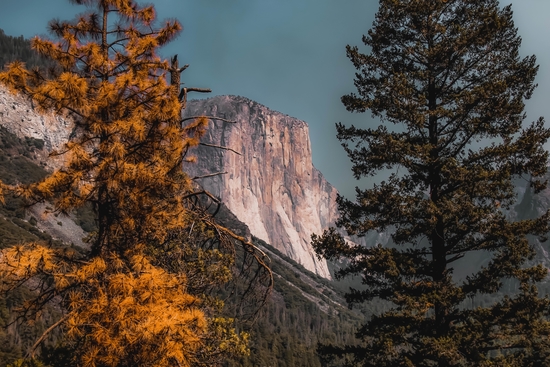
[212, 221, 274, 315]
[199, 143, 242, 155]
[27, 312, 71, 358]
[178, 87, 212, 108]
[181, 190, 220, 203]
[219, 226, 271, 262]
[178, 64, 189, 74]
[180, 116, 237, 124]
[185, 87, 212, 93]
[170, 54, 211, 108]
[192, 172, 228, 180]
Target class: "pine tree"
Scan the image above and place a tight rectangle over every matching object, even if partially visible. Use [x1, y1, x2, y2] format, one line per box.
[0, 1, 271, 366]
[313, 1, 550, 366]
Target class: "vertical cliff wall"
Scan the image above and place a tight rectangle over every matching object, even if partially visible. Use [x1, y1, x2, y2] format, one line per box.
[183, 96, 338, 279]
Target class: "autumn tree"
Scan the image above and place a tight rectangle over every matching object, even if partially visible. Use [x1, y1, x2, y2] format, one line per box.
[0, 1, 270, 366]
[313, 1, 550, 366]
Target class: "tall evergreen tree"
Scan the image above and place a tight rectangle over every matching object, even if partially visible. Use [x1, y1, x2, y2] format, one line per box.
[313, 1, 550, 365]
[0, 1, 271, 366]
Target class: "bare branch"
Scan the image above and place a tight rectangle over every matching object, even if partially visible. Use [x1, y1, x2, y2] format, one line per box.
[219, 226, 271, 262]
[192, 172, 228, 180]
[179, 87, 212, 109]
[181, 190, 220, 203]
[181, 116, 237, 124]
[211, 221, 274, 309]
[199, 143, 242, 155]
[181, 189, 223, 218]
[185, 87, 212, 93]
[27, 312, 71, 358]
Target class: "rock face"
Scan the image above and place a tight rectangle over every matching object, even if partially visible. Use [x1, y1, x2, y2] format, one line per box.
[0, 85, 338, 278]
[3, 83, 550, 281]
[0, 84, 72, 168]
[183, 96, 338, 279]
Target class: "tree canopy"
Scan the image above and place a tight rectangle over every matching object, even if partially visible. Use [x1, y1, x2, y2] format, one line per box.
[313, 0, 550, 366]
[0, 1, 271, 366]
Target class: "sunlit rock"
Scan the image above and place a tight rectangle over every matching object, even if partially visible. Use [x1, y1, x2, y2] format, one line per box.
[183, 96, 339, 279]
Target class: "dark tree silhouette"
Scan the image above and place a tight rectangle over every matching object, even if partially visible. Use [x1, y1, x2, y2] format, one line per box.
[313, 1, 550, 365]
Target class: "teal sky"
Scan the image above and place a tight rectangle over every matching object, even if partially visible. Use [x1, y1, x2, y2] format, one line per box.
[1, 1, 549, 199]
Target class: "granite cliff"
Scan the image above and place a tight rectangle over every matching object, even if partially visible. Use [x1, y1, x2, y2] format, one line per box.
[0, 86, 339, 278]
[183, 96, 339, 279]
[2, 84, 550, 280]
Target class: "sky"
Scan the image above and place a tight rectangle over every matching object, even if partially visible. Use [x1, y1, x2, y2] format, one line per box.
[1, 0, 550, 199]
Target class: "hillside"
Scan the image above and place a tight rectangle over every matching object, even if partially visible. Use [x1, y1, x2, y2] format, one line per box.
[3, 27, 550, 366]
[0, 82, 362, 366]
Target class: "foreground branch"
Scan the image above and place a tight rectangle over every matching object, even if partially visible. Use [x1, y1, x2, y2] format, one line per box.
[199, 143, 242, 155]
[192, 172, 228, 180]
[179, 87, 212, 108]
[181, 116, 237, 124]
[181, 190, 220, 203]
[27, 312, 71, 358]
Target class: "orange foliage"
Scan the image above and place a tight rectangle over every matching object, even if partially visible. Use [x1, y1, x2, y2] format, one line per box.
[0, 0, 206, 256]
[0, 1, 270, 366]
[0, 244, 207, 366]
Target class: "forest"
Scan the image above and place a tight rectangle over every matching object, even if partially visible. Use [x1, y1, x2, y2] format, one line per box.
[0, 64, 362, 367]
[0, 19, 361, 367]
[2, 0, 550, 366]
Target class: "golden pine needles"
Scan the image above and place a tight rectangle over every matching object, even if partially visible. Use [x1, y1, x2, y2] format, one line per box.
[0, 0, 271, 365]
[67, 253, 208, 367]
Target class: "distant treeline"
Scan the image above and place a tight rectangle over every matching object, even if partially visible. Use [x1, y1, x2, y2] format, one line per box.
[0, 29, 54, 71]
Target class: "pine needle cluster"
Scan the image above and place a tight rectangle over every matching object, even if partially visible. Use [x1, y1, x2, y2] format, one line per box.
[0, 1, 271, 366]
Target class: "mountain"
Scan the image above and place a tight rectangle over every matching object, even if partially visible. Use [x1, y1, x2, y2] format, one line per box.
[182, 95, 339, 279]
[0, 82, 365, 366]
[512, 175, 550, 269]
[2, 79, 550, 366]
[0, 86, 341, 279]
[2, 81, 549, 282]
[0, 83, 71, 167]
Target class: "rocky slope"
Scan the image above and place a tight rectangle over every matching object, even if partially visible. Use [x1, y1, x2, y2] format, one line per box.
[512, 175, 550, 268]
[0, 85, 72, 169]
[182, 96, 339, 279]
